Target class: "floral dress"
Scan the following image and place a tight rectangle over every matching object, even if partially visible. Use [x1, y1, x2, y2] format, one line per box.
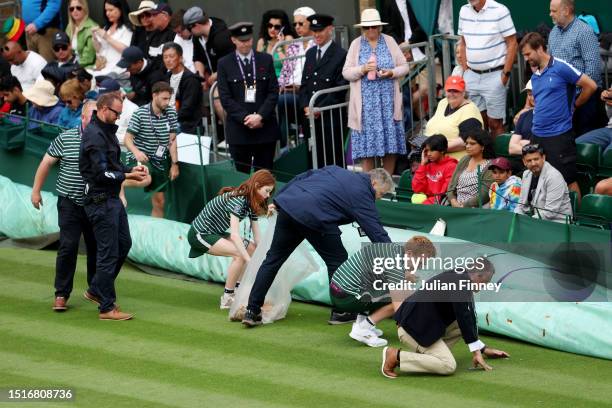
[351, 36, 406, 160]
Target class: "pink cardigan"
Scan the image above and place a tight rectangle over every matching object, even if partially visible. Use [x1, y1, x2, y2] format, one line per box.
[342, 33, 410, 132]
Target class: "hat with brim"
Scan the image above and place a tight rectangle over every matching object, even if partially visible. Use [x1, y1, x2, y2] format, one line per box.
[444, 75, 465, 92]
[228, 22, 253, 41]
[129, 0, 156, 27]
[522, 79, 533, 93]
[354, 9, 388, 27]
[488, 157, 512, 171]
[307, 14, 334, 32]
[23, 79, 59, 107]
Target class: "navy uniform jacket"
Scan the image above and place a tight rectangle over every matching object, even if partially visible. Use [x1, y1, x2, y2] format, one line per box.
[217, 51, 280, 145]
[298, 41, 348, 110]
[79, 114, 131, 198]
[394, 271, 480, 348]
[274, 166, 391, 243]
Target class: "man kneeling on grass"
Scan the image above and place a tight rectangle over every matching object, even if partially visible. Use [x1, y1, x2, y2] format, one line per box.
[330, 236, 436, 347]
[381, 257, 509, 377]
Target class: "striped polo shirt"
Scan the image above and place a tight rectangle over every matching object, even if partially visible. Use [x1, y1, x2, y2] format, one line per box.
[46, 127, 86, 206]
[192, 192, 258, 235]
[458, 0, 516, 70]
[126, 103, 178, 170]
[331, 243, 405, 300]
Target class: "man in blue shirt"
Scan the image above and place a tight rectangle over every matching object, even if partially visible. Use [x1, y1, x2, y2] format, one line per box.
[548, 0, 605, 136]
[242, 166, 394, 327]
[22, 0, 62, 62]
[519, 32, 596, 197]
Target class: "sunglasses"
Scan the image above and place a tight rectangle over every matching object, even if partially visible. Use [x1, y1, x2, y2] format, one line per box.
[53, 45, 69, 52]
[2, 46, 9, 52]
[140, 12, 152, 19]
[522, 144, 543, 154]
[107, 106, 122, 116]
[363, 26, 379, 30]
[69, 5, 83, 12]
[267, 23, 283, 30]
[293, 22, 304, 27]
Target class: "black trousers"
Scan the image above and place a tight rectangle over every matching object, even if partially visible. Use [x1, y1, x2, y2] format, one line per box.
[229, 142, 276, 174]
[55, 196, 97, 298]
[84, 197, 131, 313]
[247, 207, 348, 315]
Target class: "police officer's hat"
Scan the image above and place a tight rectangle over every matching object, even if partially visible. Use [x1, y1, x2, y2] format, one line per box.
[307, 14, 334, 31]
[228, 22, 254, 41]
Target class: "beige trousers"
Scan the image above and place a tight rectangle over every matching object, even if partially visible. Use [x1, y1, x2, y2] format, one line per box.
[26, 28, 60, 62]
[397, 321, 462, 375]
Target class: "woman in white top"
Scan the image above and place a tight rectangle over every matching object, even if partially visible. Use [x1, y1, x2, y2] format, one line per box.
[91, 0, 133, 77]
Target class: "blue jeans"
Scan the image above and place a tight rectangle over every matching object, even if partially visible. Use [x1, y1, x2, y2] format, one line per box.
[576, 127, 612, 153]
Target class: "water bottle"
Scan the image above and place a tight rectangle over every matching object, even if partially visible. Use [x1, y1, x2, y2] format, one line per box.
[367, 53, 377, 80]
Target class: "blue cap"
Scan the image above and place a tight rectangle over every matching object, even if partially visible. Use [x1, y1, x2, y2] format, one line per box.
[117, 46, 145, 68]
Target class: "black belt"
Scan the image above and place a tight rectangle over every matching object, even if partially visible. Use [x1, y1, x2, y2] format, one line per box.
[470, 65, 504, 75]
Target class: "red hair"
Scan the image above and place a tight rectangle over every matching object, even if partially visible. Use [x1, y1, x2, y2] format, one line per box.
[218, 169, 276, 216]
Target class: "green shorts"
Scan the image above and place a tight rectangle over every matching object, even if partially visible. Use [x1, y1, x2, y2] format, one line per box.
[187, 226, 229, 258]
[126, 158, 170, 193]
[329, 283, 390, 313]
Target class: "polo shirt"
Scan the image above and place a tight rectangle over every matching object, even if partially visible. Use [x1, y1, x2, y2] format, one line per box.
[531, 57, 582, 137]
[458, 0, 516, 71]
[47, 127, 86, 205]
[126, 103, 178, 169]
[191, 192, 258, 235]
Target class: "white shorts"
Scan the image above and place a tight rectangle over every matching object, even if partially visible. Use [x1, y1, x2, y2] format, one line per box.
[464, 69, 508, 120]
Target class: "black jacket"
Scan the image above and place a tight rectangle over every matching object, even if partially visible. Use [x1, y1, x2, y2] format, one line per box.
[216, 51, 280, 145]
[131, 26, 175, 71]
[166, 68, 204, 134]
[298, 41, 348, 110]
[79, 113, 132, 197]
[193, 17, 234, 74]
[380, 0, 428, 46]
[394, 271, 480, 348]
[129, 60, 165, 106]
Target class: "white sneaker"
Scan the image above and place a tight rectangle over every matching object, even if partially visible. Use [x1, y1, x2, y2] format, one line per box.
[349, 322, 388, 347]
[220, 293, 235, 309]
[356, 314, 383, 336]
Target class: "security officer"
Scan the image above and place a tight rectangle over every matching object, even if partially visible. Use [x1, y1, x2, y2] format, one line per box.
[216, 22, 281, 173]
[298, 14, 348, 168]
[79, 93, 147, 321]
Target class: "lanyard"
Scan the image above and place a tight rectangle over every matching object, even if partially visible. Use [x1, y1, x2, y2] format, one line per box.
[235, 53, 256, 87]
[148, 103, 165, 145]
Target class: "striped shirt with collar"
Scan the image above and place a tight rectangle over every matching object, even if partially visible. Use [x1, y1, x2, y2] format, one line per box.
[458, 0, 516, 71]
[192, 192, 258, 235]
[47, 127, 86, 206]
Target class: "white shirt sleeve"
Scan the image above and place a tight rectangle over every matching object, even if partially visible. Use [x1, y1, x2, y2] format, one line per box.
[468, 339, 485, 352]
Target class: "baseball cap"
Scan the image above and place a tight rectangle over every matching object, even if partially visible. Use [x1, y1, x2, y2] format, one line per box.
[445, 76, 465, 92]
[489, 157, 512, 171]
[97, 77, 121, 95]
[522, 79, 533, 93]
[151, 3, 172, 16]
[52, 31, 70, 47]
[117, 46, 145, 68]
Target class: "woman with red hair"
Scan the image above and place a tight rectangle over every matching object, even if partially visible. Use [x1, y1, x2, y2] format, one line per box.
[188, 170, 276, 309]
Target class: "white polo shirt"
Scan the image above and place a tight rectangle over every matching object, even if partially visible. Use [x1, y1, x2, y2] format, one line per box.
[458, 0, 516, 71]
[10, 51, 47, 92]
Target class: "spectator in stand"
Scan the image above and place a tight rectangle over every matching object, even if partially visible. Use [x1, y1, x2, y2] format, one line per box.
[162, 42, 204, 134]
[66, 0, 99, 69]
[451, 41, 468, 78]
[170, 10, 196, 73]
[129, 1, 156, 56]
[447, 129, 495, 208]
[149, 3, 175, 59]
[411, 134, 458, 205]
[256, 10, 296, 79]
[520, 32, 597, 198]
[69, 67, 95, 99]
[41, 32, 79, 90]
[509, 80, 535, 155]
[91, 0, 133, 78]
[3, 17, 28, 50]
[96, 77, 138, 144]
[183, 7, 234, 90]
[576, 87, 612, 154]
[343, 9, 409, 175]
[548, 0, 605, 136]
[23, 78, 63, 126]
[0, 76, 28, 118]
[22, 0, 62, 62]
[118, 46, 165, 106]
[424, 76, 483, 160]
[488, 157, 521, 212]
[459, 0, 518, 137]
[3, 41, 47, 92]
[515, 144, 572, 222]
[130, 1, 174, 70]
[58, 78, 85, 128]
[217, 22, 280, 173]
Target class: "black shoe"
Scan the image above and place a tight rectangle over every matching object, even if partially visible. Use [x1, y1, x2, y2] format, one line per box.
[328, 311, 357, 325]
[242, 309, 263, 328]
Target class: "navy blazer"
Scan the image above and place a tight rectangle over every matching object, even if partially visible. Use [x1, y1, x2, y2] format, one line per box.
[298, 41, 348, 110]
[274, 166, 391, 243]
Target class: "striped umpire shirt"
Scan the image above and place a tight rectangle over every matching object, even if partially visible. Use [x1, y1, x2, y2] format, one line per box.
[331, 243, 405, 300]
[458, 0, 516, 71]
[126, 103, 178, 170]
[192, 192, 258, 235]
[46, 127, 86, 206]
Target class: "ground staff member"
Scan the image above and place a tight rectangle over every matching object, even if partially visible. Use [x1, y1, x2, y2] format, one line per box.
[242, 166, 394, 327]
[79, 93, 147, 321]
[124, 81, 179, 218]
[31, 100, 98, 312]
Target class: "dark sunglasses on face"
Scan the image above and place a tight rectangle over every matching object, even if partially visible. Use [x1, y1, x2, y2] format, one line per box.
[53, 45, 69, 52]
[140, 12, 152, 19]
[293, 22, 304, 27]
[2, 46, 9, 52]
[363, 26, 379, 30]
[69, 5, 83, 12]
[107, 106, 122, 116]
[267, 23, 282, 30]
[522, 144, 543, 154]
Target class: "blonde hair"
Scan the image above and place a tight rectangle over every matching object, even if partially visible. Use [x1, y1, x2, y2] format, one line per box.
[59, 78, 86, 102]
[67, 0, 91, 33]
[404, 236, 436, 259]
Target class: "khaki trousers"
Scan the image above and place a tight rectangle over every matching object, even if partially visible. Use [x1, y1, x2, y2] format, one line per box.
[26, 28, 60, 62]
[397, 321, 462, 375]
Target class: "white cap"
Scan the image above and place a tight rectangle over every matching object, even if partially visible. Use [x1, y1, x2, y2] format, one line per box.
[522, 79, 533, 93]
[294, 6, 316, 17]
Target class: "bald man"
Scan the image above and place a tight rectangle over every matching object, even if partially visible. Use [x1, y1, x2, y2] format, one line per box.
[2, 41, 47, 91]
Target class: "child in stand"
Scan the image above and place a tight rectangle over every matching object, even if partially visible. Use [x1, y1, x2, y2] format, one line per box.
[488, 157, 521, 212]
[188, 170, 276, 309]
[411, 134, 458, 204]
